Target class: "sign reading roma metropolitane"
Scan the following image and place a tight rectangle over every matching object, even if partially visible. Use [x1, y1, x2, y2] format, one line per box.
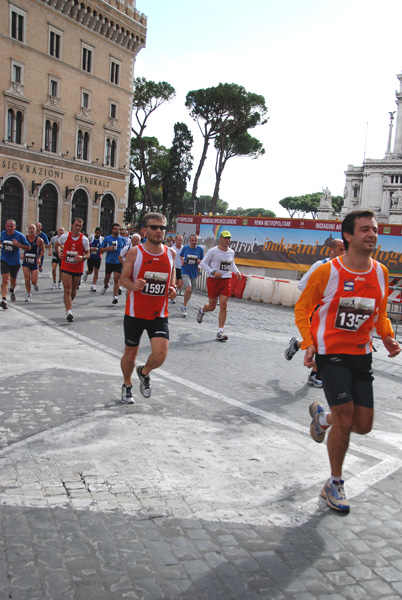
[176, 215, 402, 276]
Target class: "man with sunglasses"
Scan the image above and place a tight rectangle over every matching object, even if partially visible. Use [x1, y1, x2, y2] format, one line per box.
[120, 212, 177, 404]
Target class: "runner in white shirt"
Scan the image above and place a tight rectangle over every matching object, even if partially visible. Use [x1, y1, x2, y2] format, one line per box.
[196, 231, 241, 341]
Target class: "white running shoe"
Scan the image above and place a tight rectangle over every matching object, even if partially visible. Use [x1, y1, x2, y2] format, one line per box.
[196, 308, 204, 324]
[57, 281, 62, 289]
[321, 479, 350, 513]
[101, 285, 109, 295]
[25, 294, 32, 302]
[137, 365, 152, 398]
[216, 332, 228, 342]
[121, 384, 135, 405]
[91, 285, 96, 292]
[181, 305, 187, 317]
[34, 284, 39, 292]
[51, 282, 57, 289]
[82, 272, 88, 283]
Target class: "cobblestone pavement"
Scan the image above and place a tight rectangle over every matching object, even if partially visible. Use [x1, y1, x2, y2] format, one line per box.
[1, 268, 402, 599]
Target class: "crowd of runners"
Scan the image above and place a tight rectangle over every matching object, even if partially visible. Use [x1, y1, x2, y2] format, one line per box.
[1, 209, 400, 515]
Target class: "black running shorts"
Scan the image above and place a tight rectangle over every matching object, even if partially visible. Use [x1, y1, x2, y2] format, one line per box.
[124, 315, 169, 347]
[315, 353, 374, 409]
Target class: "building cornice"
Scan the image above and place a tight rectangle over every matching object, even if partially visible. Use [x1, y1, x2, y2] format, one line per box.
[39, 0, 146, 55]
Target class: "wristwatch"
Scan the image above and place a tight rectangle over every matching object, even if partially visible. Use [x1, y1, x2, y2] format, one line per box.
[210, 270, 216, 276]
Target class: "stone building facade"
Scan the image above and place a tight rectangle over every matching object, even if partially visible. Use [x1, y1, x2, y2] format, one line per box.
[343, 72, 402, 224]
[0, 0, 146, 236]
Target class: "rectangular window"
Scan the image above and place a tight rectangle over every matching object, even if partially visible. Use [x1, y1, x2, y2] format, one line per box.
[50, 79, 58, 97]
[82, 92, 89, 108]
[49, 30, 61, 59]
[110, 61, 120, 85]
[82, 46, 93, 73]
[12, 64, 22, 84]
[110, 102, 117, 119]
[11, 7, 25, 42]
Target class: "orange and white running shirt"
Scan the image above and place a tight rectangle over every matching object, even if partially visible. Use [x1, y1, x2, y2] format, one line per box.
[295, 256, 394, 355]
[125, 244, 174, 320]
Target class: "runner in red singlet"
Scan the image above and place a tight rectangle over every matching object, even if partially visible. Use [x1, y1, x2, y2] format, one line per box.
[119, 212, 177, 404]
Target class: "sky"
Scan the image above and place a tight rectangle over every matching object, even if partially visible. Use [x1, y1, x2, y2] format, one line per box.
[133, 0, 402, 217]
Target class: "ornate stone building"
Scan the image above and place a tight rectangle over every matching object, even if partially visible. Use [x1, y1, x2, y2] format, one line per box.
[0, 0, 146, 235]
[343, 72, 402, 224]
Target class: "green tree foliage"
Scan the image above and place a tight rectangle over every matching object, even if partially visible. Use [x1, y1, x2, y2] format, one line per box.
[132, 77, 176, 210]
[279, 193, 344, 219]
[164, 122, 194, 226]
[185, 83, 268, 207]
[226, 207, 276, 217]
[212, 130, 265, 211]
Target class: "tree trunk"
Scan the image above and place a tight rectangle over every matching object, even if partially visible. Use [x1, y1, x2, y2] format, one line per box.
[191, 135, 210, 202]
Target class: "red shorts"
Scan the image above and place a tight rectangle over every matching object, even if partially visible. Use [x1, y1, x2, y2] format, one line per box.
[207, 276, 231, 299]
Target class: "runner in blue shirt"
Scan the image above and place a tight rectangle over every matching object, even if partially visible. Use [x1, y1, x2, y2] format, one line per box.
[100, 223, 126, 304]
[1, 219, 30, 308]
[36, 222, 50, 272]
[83, 227, 104, 292]
[179, 234, 204, 317]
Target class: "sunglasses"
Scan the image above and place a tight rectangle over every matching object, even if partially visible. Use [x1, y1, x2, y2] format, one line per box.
[147, 225, 167, 231]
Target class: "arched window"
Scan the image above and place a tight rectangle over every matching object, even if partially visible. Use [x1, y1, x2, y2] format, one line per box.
[83, 131, 89, 160]
[105, 137, 116, 167]
[45, 119, 58, 152]
[110, 139, 116, 167]
[7, 108, 23, 144]
[77, 130, 83, 158]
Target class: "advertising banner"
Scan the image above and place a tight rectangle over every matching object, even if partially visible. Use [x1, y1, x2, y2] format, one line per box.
[176, 216, 402, 276]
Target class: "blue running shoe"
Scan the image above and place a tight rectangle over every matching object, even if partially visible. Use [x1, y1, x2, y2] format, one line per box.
[284, 337, 299, 360]
[309, 401, 327, 443]
[321, 479, 350, 513]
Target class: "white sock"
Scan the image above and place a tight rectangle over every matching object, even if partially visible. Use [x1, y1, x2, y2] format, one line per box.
[218, 328, 223, 333]
[318, 412, 330, 428]
[330, 475, 343, 484]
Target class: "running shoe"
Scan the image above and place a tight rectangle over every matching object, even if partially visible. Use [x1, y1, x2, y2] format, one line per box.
[51, 282, 57, 289]
[136, 365, 151, 398]
[121, 384, 135, 405]
[309, 401, 327, 443]
[307, 373, 323, 388]
[171, 299, 176, 304]
[66, 312, 74, 322]
[196, 308, 204, 324]
[0, 299, 8, 309]
[216, 332, 228, 342]
[181, 305, 187, 317]
[10, 291, 16, 302]
[321, 479, 350, 513]
[82, 272, 88, 283]
[91, 285, 96, 292]
[112, 297, 118, 305]
[57, 281, 62, 289]
[101, 285, 109, 295]
[34, 284, 39, 292]
[284, 337, 299, 361]
[118, 287, 122, 296]
[25, 294, 32, 303]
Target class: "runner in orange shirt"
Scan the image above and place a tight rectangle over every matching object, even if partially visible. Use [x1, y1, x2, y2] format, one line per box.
[295, 209, 400, 513]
